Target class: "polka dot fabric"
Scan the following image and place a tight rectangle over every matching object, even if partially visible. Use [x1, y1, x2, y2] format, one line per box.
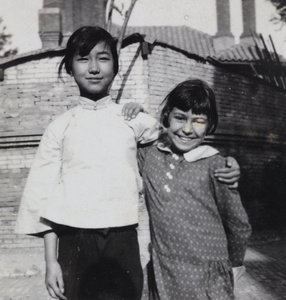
[142, 145, 252, 300]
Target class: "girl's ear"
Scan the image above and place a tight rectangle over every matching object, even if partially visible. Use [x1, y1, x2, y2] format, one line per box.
[162, 112, 170, 128]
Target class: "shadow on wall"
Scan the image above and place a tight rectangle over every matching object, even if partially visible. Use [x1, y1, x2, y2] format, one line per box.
[261, 159, 286, 229]
[217, 139, 286, 231]
[115, 46, 141, 103]
[211, 69, 286, 231]
[237, 156, 286, 231]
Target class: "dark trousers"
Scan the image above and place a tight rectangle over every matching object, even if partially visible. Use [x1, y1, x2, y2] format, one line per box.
[57, 225, 143, 300]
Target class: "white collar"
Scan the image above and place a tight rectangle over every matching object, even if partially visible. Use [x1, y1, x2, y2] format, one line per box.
[79, 95, 112, 110]
[157, 142, 219, 162]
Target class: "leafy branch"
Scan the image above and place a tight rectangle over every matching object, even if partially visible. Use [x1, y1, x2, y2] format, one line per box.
[0, 17, 18, 58]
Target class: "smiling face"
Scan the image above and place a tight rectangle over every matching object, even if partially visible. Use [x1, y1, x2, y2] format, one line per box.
[71, 41, 115, 101]
[167, 107, 208, 154]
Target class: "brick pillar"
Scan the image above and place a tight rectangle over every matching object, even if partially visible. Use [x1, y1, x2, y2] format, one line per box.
[39, 1, 64, 49]
[61, 0, 109, 46]
[39, 0, 109, 48]
[61, 0, 74, 47]
[240, 0, 256, 45]
[213, 0, 235, 53]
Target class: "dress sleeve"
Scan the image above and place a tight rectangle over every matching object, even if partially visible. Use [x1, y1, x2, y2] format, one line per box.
[126, 112, 161, 145]
[15, 122, 63, 235]
[137, 144, 151, 176]
[210, 156, 252, 267]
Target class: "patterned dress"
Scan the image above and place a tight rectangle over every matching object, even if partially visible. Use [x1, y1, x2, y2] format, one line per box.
[142, 141, 252, 300]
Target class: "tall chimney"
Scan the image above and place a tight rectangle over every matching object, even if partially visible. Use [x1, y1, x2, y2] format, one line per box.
[213, 0, 235, 53]
[240, 0, 256, 45]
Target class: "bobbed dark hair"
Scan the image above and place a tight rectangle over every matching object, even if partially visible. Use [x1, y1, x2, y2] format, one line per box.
[160, 79, 218, 135]
[58, 26, 119, 77]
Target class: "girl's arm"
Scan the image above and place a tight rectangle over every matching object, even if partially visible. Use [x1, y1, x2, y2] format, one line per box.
[121, 103, 241, 187]
[15, 119, 65, 235]
[211, 159, 252, 268]
[44, 231, 67, 300]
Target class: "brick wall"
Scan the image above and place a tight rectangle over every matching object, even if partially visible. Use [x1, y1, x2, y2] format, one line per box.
[1, 42, 286, 259]
[0, 44, 152, 272]
[0, 44, 148, 136]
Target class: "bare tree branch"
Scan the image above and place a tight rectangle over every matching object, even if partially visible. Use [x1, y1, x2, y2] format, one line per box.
[116, 0, 138, 56]
[106, 0, 115, 32]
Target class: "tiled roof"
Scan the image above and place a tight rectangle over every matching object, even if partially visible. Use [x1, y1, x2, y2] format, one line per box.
[211, 44, 260, 63]
[210, 42, 286, 64]
[116, 25, 285, 64]
[112, 25, 215, 59]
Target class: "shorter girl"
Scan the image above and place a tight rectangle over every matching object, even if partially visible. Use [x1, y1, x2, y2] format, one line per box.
[142, 79, 252, 300]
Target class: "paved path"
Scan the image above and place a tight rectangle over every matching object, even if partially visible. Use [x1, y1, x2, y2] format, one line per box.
[1, 238, 286, 300]
[235, 238, 286, 300]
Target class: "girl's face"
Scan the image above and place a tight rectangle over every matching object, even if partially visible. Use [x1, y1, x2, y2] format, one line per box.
[71, 41, 115, 101]
[167, 107, 208, 154]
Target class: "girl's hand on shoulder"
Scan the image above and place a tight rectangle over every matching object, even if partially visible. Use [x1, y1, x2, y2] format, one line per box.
[45, 260, 67, 299]
[122, 102, 144, 120]
[214, 156, 240, 188]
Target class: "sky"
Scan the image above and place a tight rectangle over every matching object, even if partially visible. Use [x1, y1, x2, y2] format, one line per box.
[0, 0, 43, 54]
[0, 0, 285, 56]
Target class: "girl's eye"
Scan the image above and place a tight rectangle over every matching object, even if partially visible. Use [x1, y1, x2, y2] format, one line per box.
[78, 57, 88, 62]
[193, 119, 207, 124]
[174, 116, 185, 121]
[99, 56, 110, 61]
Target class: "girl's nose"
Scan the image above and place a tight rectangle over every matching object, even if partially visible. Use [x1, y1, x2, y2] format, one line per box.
[182, 121, 193, 134]
[88, 60, 99, 73]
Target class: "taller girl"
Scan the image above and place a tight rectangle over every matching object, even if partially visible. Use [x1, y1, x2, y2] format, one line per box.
[15, 26, 160, 300]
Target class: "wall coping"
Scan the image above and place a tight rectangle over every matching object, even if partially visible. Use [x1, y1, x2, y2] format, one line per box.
[0, 47, 65, 69]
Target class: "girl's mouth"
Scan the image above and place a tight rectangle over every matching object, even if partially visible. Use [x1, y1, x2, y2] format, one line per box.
[177, 135, 192, 142]
[86, 77, 103, 81]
